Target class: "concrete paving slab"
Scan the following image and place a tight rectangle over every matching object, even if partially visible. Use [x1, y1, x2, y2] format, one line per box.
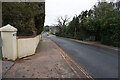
[2, 60, 14, 76]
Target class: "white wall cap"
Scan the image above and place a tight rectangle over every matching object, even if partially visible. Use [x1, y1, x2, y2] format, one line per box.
[0, 24, 17, 32]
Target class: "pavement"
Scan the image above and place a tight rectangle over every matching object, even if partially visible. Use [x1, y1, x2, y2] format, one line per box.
[62, 37, 119, 52]
[2, 38, 77, 78]
[49, 36, 118, 78]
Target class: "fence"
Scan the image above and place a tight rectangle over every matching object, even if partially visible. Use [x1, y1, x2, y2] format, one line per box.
[0, 24, 41, 60]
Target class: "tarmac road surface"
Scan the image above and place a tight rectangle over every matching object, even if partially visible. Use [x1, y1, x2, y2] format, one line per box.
[49, 36, 118, 78]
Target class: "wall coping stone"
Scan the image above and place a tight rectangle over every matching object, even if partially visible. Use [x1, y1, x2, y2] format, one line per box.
[0, 24, 17, 32]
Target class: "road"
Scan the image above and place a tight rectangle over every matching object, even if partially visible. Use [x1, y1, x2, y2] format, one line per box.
[49, 36, 118, 78]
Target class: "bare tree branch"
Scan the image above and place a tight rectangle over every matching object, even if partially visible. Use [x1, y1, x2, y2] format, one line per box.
[57, 15, 70, 27]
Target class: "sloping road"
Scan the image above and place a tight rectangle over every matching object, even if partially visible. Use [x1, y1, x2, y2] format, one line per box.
[49, 36, 118, 78]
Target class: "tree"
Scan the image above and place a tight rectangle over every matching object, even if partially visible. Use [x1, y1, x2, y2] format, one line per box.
[55, 1, 120, 47]
[56, 15, 70, 36]
[44, 25, 49, 32]
[92, 2, 120, 45]
[2, 2, 45, 36]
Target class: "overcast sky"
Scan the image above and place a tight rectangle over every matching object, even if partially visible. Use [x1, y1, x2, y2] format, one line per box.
[45, 0, 99, 26]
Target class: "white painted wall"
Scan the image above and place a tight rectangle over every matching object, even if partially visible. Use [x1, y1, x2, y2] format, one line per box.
[0, 24, 41, 60]
[1, 32, 17, 60]
[0, 24, 17, 60]
[17, 35, 41, 58]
